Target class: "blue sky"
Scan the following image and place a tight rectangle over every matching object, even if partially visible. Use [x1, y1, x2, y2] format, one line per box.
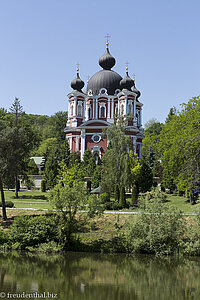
[0, 0, 200, 124]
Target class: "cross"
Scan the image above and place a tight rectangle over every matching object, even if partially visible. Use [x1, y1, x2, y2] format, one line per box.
[105, 33, 111, 44]
[125, 61, 129, 69]
[132, 73, 136, 80]
[76, 63, 80, 70]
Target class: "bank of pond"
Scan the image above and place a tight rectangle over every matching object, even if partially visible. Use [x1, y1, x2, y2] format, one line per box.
[1, 198, 200, 256]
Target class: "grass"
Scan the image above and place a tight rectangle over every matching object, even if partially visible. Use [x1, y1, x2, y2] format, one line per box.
[4, 190, 50, 210]
[2, 189, 200, 215]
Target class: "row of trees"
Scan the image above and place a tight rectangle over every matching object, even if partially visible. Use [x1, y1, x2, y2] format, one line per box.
[142, 96, 200, 203]
[0, 98, 68, 220]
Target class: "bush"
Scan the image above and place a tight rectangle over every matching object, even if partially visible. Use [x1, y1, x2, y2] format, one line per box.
[9, 215, 60, 249]
[103, 202, 114, 210]
[41, 179, 46, 192]
[124, 199, 185, 255]
[112, 202, 122, 210]
[99, 192, 110, 204]
[0, 201, 14, 208]
[114, 184, 120, 202]
[25, 177, 35, 190]
[120, 186, 126, 208]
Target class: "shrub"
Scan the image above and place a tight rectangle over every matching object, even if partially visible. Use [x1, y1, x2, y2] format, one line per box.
[41, 179, 46, 192]
[103, 202, 114, 210]
[99, 192, 110, 204]
[112, 202, 122, 210]
[120, 186, 126, 208]
[25, 177, 35, 190]
[124, 199, 185, 255]
[0, 201, 14, 208]
[114, 184, 120, 202]
[131, 184, 138, 206]
[9, 215, 60, 249]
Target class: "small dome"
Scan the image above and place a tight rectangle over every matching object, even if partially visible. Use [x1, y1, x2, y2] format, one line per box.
[132, 80, 141, 98]
[120, 67, 134, 91]
[99, 43, 116, 70]
[71, 68, 84, 92]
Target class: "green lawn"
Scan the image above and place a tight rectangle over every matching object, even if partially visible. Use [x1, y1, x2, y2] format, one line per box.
[3, 189, 200, 214]
[4, 190, 50, 210]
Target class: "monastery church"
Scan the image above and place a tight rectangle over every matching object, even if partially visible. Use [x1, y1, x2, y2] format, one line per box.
[64, 41, 143, 161]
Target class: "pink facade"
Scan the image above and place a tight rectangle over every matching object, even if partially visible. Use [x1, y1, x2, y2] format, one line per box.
[64, 44, 143, 161]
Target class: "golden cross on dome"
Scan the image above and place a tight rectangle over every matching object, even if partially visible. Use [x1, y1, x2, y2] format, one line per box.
[125, 61, 129, 73]
[133, 73, 136, 80]
[76, 63, 80, 72]
[105, 33, 111, 48]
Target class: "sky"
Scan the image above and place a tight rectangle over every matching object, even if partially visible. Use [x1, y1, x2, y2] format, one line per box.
[0, 0, 200, 125]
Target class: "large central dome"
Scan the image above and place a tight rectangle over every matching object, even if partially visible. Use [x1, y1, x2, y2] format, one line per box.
[87, 70, 122, 95]
[87, 44, 122, 96]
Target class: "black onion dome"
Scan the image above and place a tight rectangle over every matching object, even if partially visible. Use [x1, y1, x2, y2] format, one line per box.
[87, 70, 122, 95]
[71, 68, 84, 92]
[120, 67, 134, 91]
[99, 43, 116, 70]
[132, 80, 141, 98]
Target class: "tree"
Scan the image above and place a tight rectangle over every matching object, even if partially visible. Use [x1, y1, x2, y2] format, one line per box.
[138, 162, 153, 193]
[48, 181, 103, 246]
[101, 121, 131, 194]
[8, 98, 37, 198]
[83, 148, 96, 177]
[27, 159, 39, 175]
[142, 119, 164, 177]
[159, 96, 200, 200]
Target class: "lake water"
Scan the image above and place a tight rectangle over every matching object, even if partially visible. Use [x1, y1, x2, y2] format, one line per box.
[0, 252, 200, 299]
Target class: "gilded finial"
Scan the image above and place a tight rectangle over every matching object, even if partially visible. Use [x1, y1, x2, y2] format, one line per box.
[125, 61, 129, 74]
[76, 63, 80, 75]
[105, 33, 111, 48]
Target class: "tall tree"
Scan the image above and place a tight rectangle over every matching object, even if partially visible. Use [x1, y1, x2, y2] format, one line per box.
[159, 96, 200, 201]
[101, 121, 131, 195]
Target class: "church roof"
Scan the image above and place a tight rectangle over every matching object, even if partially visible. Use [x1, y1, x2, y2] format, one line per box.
[86, 43, 122, 96]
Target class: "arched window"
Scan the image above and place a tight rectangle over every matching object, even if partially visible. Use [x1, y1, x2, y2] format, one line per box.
[71, 105, 74, 116]
[100, 106, 105, 118]
[121, 104, 124, 115]
[115, 105, 118, 116]
[128, 104, 132, 114]
[88, 107, 91, 119]
[78, 105, 82, 116]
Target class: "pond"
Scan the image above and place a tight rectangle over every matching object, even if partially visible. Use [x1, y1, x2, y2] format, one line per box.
[0, 252, 200, 299]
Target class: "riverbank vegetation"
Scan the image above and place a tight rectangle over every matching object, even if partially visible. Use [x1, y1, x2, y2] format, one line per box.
[1, 96, 200, 256]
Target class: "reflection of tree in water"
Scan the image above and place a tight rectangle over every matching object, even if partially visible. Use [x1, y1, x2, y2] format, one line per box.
[0, 252, 200, 299]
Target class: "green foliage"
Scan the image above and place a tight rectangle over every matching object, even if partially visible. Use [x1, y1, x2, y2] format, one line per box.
[99, 192, 110, 204]
[41, 179, 46, 192]
[83, 148, 96, 177]
[125, 199, 185, 255]
[0, 201, 14, 208]
[142, 119, 164, 177]
[101, 122, 132, 193]
[131, 184, 138, 206]
[138, 161, 153, 192]
[159, 96, 200, 196]
[9, 215, 59, 249]
[25, 177, 35, 190]
[58, 159, 84, 187]
[91, 165, 101, 189]
[114, 184, 120, 202]
[120, 186, 126, 208]
[27, 158, 39, 175]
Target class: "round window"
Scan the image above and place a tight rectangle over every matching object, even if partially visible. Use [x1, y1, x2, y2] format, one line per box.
[92, 135, 101, 143]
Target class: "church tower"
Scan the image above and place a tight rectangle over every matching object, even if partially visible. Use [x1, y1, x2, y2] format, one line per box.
[64, 41, 143, 160]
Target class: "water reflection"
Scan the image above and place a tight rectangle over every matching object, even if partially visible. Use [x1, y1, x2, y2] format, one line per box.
[0, 252, 199, 299]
